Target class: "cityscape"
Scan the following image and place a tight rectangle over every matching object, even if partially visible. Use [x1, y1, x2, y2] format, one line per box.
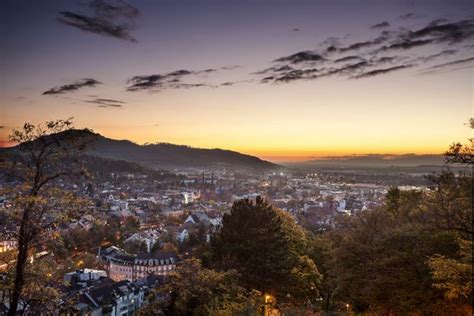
[0, 0, 473, 315]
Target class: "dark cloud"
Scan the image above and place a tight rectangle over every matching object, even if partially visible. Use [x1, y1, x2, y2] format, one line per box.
[257, 17, 473, 85]
[127, 66, 237, 91]
[353, 64, 413, 79]
[42, 79, 101, 95]
[89, 0, 138, 19]
[421, 57, 474, 72]
[86, 98, 125, 107]
[371, 21, 390, 29]
[339, 31, 390, 52]
[420, 49, 458, 63]
[221, 65, 241, 70]
[409, 18, 474, 44]
[58, 0, 139, 42]
[399, 13, 419, 20]
[369, 56, 399, 63]
[380, 38, 434, 51]
[334, 56, 365, 63]
[274, 68, 320, 82]
[274, 51, 325, 64]
[292, 28, 301, 32]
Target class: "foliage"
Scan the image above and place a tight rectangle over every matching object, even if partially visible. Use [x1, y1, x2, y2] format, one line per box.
[324, 182, 472, 314]
[211, 197, 321, 304]
[146, 259, 262, 315]
[429, 238, 473, 300]
[445, 117, 473, 164]
[0, 119, 91, 315]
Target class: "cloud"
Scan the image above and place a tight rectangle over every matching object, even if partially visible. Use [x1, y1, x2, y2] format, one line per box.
[418, 57, 474, 74]
[86, 98, 125, 107]
[334, 56, 365, 63]
[58, 0, 139, 42]
[274, 51, 325, 64]
[352, 64, 413, 79]
[399, 13, 419, 20]
[339, 31, 390, 52]
[221, 82, 235, 86]
[273, 68, 320, 82]
[127, 66, 240, 92]
[221, 65, 241, 70]
[371, 21, 390, 29]
[409, 18, 474, 44]
[42, 78, 101, 95]
[292, 28, 301, 32]
[257, 16, 474, 85]
[420, 49, 458, 63]
[427, 56, 474, 69]
[380, 38, 434, 51]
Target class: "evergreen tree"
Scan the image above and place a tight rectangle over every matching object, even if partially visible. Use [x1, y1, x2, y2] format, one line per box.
[211, 197, 321, 303]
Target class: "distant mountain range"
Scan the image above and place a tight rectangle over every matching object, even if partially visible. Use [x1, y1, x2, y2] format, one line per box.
[291, 154, 445, 168]
[4, 129, 281, 172]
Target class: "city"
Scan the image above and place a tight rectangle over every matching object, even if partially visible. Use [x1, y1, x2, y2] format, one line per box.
[0, 0, 472, 315]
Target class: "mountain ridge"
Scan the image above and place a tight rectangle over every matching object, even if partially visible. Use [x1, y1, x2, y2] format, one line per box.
[4, 129, 281, 172]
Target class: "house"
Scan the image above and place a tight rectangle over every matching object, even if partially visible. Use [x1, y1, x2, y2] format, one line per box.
[184, 212, 210, 226]
[64, 269, 108, 285]
[176, 229, 189, 243]
[67, 278, 146, 316]
[124, 229, 161, 253]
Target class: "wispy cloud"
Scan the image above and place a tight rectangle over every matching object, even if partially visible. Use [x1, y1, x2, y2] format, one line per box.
[274, 51, 325, 64]
[256, 16, 474, 84]
[352, 64, 413, 79]
[86, 98, 125, 107]
[418, 57, 474, 75]
[370, 21, 390, 29]
[399, 13, 421, 20]
[42, 79, 101, 95]
[58, 0, 139, 42]
[127, 66, 240, 92]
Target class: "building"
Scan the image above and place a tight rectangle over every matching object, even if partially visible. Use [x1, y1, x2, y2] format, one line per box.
[124, 229, 161, 253]
[66, 278, 145, 316]
[0, 240, 17, 253]
[64, 268, 108, 284]
[101, 246, 177, 282]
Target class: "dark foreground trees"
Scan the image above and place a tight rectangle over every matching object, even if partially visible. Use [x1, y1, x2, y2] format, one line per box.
[1, 119, 90, 315]
[143, 259, 261, 315]
[210, 197, 322, 305]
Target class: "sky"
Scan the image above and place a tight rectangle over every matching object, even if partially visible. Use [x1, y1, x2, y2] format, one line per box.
[0, 0, 473, 161]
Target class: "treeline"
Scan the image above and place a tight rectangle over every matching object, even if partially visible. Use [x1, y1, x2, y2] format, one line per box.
[312, 171, 472, 314]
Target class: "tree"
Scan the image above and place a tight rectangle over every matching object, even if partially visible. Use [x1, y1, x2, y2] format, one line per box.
[445, 118, 473, 165]
[143, 259, 261, 315]
[1, 119, 90, 315]
[428, 238, 473, 301]
[326, 187, 469, 314]
[425, 119, 473, 307]
[211, 197, 321, 304]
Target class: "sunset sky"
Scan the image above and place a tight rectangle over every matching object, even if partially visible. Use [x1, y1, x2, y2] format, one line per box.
[1, 0, 473, 161]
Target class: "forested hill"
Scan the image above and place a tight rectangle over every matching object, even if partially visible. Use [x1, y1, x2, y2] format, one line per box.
[5, 129, 281, 172]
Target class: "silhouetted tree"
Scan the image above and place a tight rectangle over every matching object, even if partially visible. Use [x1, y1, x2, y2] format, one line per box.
[211, 197, 321, 304]
[2, 119, 90, 315]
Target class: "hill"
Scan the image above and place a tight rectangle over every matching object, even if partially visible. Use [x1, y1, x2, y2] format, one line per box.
[4, 129, 281, 172]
